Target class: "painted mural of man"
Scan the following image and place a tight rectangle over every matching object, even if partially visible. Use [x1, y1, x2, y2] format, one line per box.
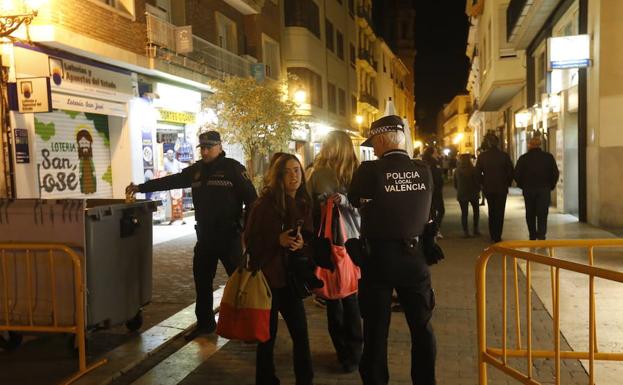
[77, 129, 97, 194]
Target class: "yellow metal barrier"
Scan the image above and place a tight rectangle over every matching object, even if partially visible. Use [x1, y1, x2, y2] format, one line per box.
[476, 239, 623, 385]
[0, 243, 107, 384]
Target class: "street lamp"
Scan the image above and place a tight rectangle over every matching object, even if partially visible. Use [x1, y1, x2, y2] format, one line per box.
[294, 88, 307, 104]
[0, 0, 42, 38]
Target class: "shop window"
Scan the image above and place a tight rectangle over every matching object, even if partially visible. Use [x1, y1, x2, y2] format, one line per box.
[326, 19, 334, 52]
[338, 88, 346, 116]
[284, 0, 321, 39]
[336, 31, 344, 60]
[288, 67, 323, 108]
[328, 82, 337, 113]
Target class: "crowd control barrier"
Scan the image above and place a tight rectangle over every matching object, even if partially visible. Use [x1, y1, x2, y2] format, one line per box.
[0, 243, 107, 384]
[476, 239, 623, 385]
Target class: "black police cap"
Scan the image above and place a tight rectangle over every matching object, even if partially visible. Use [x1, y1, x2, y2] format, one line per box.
[197, 131, 222, 148]
[361, 115, 404, 147]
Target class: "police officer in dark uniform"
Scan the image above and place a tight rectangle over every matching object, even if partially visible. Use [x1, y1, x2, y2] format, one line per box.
[126, 131, 257, 339]
[348, 115, 436, 385]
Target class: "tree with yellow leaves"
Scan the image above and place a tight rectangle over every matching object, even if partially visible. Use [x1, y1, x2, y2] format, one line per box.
[204, 76, 297, 183]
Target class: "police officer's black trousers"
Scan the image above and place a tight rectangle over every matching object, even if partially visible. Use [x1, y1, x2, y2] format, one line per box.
[523, 188, 551, 240]
[359, 281, 436, 385]
[256, 286, 313, 385]
[485, 193, 507, 242]
[326, 293, 363, 366]
[193, 235, 241, 329]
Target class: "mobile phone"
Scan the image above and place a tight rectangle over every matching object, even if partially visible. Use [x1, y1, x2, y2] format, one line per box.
[289, 219, 304, 236]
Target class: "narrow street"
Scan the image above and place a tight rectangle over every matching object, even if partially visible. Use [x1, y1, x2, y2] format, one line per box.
[4, 185, 623, 384]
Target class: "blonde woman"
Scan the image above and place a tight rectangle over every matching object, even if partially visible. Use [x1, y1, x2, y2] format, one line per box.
[307, 130, 362, 373]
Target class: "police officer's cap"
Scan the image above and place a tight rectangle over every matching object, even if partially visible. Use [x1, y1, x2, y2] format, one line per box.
[361, 115, 404, 147]
[197, 131, 221, 148]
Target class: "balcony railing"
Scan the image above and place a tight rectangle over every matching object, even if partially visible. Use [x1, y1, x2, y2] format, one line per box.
[358, 50, 378, 71]
[357, 6, 372, 26]
[146, 13, 251, 79]
[360, 92, 379, 109]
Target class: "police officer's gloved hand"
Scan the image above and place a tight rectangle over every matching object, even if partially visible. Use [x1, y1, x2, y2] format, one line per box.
[421, 221, 445, 265]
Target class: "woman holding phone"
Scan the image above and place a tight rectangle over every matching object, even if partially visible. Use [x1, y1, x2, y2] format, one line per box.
[245, 153, 315, 385]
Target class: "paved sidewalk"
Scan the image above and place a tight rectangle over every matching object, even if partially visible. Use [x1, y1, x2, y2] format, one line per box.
[6, 185, 623, 384]
[171, 187, 592, 385]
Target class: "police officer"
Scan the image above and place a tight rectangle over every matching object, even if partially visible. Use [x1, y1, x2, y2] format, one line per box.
[348, 115, 436, 385]
[126, 131, 257, 339]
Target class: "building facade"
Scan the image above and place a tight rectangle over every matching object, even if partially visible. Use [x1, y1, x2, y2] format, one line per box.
[465, 0, 623, 226]
[0, 0, 280, 208]
[441, 94, 473, 154]
[282, 0, 359, 165]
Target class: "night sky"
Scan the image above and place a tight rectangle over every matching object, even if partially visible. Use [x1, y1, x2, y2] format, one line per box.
[374, 0, 471, 136]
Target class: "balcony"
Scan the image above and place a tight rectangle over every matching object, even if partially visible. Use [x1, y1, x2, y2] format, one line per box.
[359, 92, 379, 109]
[357, 50, 378, 73]
[146, 13, 251, 80]
[357, 6, 372, 26]
[506, 0, 560, 49]
[222, 0, 265, 15]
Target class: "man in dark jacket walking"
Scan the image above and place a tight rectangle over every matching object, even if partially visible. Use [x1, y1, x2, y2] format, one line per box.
[126, 131, 257, 339]
[514, 136, 559, 240]
[475, 134, 514, 243]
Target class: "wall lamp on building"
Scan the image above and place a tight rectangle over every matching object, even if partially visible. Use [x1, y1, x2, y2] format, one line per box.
[414, 140, 423, 150]
[452, 133, 464, 145]
[293, 87, 311, 115]
[0, 0, 45, 38]
[355, 114, 363, 129]
[514, 109, 532, 129]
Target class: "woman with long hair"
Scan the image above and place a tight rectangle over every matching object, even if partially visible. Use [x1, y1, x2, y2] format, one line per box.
[307, 130, 363, 373]
[245, 153, 314, 385]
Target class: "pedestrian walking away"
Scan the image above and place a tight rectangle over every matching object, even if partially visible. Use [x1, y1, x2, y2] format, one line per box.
[453, 153, 480, 237]
[514, 135, 559, 240]
[349, 115, 437, 385]
[245, 153, 315, 385]
[307, 130, 363, 373]
[422, 146, 445, 238]
[126, 131, 257, 340]
[475, 133, 513, 243]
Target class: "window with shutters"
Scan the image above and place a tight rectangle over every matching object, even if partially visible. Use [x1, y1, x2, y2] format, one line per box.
[328, 82, 337, 113]
[336, 31, 344, 60]
[338, 88, 346, 116]
[326, 19, 334, 51]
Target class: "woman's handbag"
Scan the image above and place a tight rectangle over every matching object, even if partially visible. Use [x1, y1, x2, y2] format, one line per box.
[216, 256, 272, 343]
[313, 199, 361, 300]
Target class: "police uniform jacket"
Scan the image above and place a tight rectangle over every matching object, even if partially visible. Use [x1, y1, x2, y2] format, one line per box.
[514, 148, 559, 191]
[138, 152, 257, 240]
[348, 149, 433, 240]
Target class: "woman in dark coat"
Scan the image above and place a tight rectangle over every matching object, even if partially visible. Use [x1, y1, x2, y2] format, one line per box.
[245, 154, 315, 385]
[453, 153, 481, 237]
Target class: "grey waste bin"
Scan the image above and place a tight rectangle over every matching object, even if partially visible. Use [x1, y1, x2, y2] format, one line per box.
[0, 198, 158, 331]
[84, 199, 157, 329]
